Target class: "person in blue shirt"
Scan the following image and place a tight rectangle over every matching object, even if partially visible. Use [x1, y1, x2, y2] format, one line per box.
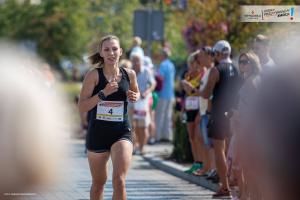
[155, 48, 176, 142]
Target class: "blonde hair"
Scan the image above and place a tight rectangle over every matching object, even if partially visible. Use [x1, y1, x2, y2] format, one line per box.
[133, 36, 142, 46]
[89, 35, 120, 66]
[187, 50, 199, 68]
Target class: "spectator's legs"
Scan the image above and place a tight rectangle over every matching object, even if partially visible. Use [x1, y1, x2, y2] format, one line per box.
[155, 99, 166, 141]
[161, 99, 173, 141]
[198, 115, 214, 173]
[136, 124, 149, 154]
[194, 114, 204, 164]
[186, 113, 203, 164]
[148, 109, 156, 143]
[132, 121, 139, 153]
[213, 139, 229, 190]
[187, 122, 199, 161]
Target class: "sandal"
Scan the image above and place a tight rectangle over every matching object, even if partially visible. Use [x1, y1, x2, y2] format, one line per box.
[212, 187, 231, 199]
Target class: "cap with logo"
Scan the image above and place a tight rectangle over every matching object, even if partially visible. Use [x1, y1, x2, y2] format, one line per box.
[213, 40, 231, 54]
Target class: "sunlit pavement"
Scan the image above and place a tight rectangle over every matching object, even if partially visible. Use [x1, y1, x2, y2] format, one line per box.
[19, 139, 213, 200]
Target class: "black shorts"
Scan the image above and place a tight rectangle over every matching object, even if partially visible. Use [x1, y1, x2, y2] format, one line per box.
[207, 116, 230, 140]
[86, 119, 133, 153]
[186, 110, 199, 122]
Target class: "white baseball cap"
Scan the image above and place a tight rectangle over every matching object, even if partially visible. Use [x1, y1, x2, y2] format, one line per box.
[213, 40, 231, 54]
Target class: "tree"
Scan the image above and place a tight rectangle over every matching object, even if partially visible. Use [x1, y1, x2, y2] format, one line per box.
[88, 0, 141, 53]
[177, 0, 297, 54]
[0, 0, 91, 70]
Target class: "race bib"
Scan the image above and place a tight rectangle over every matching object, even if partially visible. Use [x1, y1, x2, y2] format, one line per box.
[96, 101, 124, 122]
[185, 96, 199, 110]
[133, 98, 148, 119]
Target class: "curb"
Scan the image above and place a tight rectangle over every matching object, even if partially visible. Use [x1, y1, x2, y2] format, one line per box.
[143, 154, 219, 192]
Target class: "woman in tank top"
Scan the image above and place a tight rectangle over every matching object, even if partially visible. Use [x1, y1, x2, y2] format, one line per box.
[78, 35, 140, 200]
[181, 50, 205, 174]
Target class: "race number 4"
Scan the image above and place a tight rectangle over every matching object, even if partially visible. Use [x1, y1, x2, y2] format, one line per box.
[96, 101, 124, 122]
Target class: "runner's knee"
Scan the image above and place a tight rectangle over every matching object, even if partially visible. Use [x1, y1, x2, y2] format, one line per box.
[112, 175, 125, 189]
[92, 177, 107, 189]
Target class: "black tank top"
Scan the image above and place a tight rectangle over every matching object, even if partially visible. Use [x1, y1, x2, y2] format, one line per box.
[87, 67, 130, 132]
[211, 62, 241, 118]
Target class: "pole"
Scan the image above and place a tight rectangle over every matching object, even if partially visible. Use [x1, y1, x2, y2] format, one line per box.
[146, 7, 152, 57]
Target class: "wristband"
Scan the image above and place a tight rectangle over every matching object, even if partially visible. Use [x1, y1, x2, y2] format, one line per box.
[98, 90, 106, 100]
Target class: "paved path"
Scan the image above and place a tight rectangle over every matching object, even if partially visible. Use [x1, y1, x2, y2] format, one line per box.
[16, 140, 213, 200]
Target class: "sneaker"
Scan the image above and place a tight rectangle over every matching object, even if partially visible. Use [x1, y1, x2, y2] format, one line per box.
[148, 137, 156, 145]
[211, 174, 220, 184]
[206, 169, 217, 180]
[203, 169, 215, 177]
[212, 188, 231, 199]
[184, 162, 203, 174]
[159, 138, 171, 143]
[133, 148, 141, 155]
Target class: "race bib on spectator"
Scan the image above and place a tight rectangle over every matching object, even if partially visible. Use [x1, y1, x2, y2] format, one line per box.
[185, 96, 199, 110]
[96, 101, 124, 122]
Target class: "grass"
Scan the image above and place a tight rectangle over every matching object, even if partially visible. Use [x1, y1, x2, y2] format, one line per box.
[59, 81, 82, 102]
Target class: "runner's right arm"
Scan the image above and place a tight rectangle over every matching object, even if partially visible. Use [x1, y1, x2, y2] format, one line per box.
[78, 69, 100, 113]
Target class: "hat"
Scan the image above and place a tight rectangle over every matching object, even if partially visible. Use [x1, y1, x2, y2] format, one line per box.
[213, 40, 231, 54]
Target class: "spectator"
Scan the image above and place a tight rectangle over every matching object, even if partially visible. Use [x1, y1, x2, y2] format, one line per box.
[199, 40, 241, 198]
[0, 43, 68, 199]
[127, 36, 144, 59]
[131, 52, 156, 154]
[143, 55, 157, 145]
[193, 47, 216, 177]
[229, 50, 261, 200]
[253, 34, 275, 73]
[180, 50, 204, 174]
[155, 48, 176, 142]
[243, 63, 300, 200]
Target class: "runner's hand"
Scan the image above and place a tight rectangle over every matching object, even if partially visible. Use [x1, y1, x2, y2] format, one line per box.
[103, 78, 118, 96]
[127, 90, 139, 103]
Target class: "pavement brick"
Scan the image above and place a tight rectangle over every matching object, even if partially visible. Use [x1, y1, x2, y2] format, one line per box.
[11, 139, 214, 200]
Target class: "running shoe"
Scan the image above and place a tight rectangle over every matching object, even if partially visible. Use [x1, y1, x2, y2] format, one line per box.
[184, 162, 202, 174]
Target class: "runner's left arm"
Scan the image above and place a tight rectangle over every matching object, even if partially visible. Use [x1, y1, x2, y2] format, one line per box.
[124, 68, 140, 102]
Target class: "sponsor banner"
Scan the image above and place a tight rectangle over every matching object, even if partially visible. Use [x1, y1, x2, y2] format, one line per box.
[240, 6, 300, 22]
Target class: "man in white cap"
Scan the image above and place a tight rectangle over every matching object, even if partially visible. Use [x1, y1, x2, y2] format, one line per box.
[199, 40, 241, 198]
[213, 40, 232, 64]
[253, 34, 275, 74]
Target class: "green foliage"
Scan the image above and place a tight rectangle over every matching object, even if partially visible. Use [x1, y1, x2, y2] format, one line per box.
[177, 0, 297, 55]
[171, 112, 193, 162]
[1, 0, 297, 73]
[38, 0, 90, 67]
[59, 82, 82, 102]
[0, 0, 91, 69]
[164, 8, 188, 62]
[88, 0, 141, 53]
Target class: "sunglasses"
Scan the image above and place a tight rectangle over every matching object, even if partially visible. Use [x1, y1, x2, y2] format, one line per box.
[239, 59, 251, 65]
[201, 47, 214, 56]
